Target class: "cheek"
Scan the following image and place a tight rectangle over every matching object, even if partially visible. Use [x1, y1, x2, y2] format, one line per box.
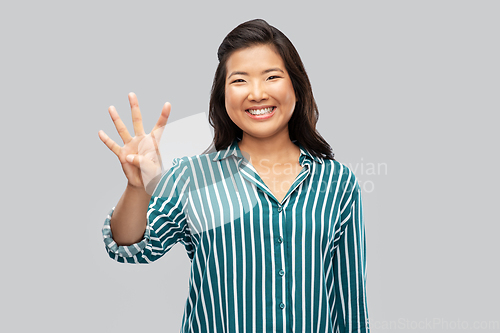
[285, 83, 297, 104]
[277, 85, 297, 109]
[225, 89, 242, 125]
[286, 91, 297, 105]
[225, 87, 236, 109]
[225, 87, 247, 112]
[270, 81, 296, 103]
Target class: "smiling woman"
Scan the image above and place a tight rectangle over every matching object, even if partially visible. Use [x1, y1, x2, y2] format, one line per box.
[205, 19, 334, 163]
[224, 44, 297, 147]
[99, 18, 370, 333]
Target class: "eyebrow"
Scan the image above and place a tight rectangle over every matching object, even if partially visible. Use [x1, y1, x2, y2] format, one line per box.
[227, 67, 284, 80]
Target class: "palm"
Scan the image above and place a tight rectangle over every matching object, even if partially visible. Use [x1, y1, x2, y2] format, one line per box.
[99, 93, 170, 193]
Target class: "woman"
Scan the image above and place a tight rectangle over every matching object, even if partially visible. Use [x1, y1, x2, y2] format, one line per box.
[99, 19, 370, 333]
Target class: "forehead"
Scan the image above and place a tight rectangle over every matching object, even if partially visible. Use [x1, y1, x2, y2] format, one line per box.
[226, 44, 285, 72]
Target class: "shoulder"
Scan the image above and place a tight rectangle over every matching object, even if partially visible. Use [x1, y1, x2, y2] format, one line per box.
[153, 149, 229, 197]
[319, 159, 360, 210]
[320, 159, 359, 189]
[167, 150, 223, 179]
[171, 150, 221, 168]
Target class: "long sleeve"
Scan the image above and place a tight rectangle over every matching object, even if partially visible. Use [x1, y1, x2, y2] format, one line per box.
[333, 179, 370, 332]
[102, 157, 194, 264]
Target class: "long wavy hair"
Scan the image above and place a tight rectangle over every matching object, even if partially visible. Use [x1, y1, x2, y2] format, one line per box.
[202, 19, 335, 161]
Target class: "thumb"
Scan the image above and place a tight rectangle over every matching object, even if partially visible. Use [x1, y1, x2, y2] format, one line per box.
[126, 154, 141, 167]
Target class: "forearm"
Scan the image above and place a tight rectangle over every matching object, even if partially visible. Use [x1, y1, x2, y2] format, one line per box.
[110, 183, 151, 246]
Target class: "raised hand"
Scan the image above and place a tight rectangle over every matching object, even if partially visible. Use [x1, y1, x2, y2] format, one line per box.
[98, 92, 170, 194]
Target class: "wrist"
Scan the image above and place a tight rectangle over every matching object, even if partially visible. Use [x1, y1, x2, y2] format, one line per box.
[126, 182, 149, 196]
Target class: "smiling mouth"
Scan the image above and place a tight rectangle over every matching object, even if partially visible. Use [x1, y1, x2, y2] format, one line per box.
[245, 106, 276, 115]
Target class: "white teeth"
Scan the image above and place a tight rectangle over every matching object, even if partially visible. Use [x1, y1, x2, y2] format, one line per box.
[246, 107, 274, 115]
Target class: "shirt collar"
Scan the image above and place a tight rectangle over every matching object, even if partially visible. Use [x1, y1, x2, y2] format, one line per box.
[212, 138, 323, 164]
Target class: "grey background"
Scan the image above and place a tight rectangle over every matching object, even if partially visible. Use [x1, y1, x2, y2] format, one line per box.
[1, 1, 498, 332]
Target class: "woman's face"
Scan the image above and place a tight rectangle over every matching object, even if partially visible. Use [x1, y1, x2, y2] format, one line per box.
[224, 44, 296, 142]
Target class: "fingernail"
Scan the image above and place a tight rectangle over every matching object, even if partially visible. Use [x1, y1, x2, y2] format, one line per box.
[126, 155, 134, 163]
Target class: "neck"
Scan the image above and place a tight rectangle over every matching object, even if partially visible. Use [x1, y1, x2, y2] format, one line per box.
[237, 132, 300, 163]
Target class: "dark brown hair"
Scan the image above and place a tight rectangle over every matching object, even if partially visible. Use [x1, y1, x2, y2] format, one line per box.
[202, 19, 335, 161]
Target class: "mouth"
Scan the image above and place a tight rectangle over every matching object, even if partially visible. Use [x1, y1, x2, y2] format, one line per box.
[245, 106, 276, 116]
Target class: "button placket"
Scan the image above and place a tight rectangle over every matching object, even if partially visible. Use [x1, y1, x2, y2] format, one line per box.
[276, 203, 287, 312]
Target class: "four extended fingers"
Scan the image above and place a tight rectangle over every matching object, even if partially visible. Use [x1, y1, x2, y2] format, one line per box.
[100, 93, 169, 163]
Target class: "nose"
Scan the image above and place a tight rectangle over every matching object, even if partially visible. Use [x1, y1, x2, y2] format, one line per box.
[248, 81, 268, 102]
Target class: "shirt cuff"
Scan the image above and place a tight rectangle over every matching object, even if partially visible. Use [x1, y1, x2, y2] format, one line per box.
[102, 207, 150, 258]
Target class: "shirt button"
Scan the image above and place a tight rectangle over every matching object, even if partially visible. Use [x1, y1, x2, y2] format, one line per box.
[279, 269, 285, 276]
[277, 236, 283, 244]
[278, 206, 282, 212]
[279, 302, 286, 309]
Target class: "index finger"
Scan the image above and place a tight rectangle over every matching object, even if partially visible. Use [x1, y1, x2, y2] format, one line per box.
[128, 92, 145, 136]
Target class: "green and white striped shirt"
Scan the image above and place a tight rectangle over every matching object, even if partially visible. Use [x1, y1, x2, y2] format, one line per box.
[103, 138, 370, 333]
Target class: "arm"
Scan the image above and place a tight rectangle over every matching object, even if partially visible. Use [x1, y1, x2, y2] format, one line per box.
[333, 180, 370, 333]
[102, 157, 193, 264]
[109, 183, 151, 246]
[98, 92, 169, 246]
[99, 93, 191, 263]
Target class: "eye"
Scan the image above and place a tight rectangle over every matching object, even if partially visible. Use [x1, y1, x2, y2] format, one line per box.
[231, 79, 245, 84]
[267, 75, 281, 81]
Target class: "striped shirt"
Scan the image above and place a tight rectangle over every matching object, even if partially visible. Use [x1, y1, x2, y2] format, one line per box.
[102, 138, 370, 333]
